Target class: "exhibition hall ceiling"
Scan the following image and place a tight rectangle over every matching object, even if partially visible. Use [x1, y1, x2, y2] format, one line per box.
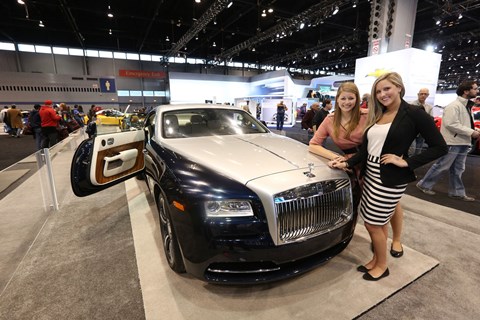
[1, 0, 479, 88]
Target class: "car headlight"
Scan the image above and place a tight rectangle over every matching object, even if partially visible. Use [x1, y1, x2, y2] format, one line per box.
[204, 200, 253, 217]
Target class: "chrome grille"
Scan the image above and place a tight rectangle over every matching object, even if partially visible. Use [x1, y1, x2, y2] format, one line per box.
[274, 179, 353, 244]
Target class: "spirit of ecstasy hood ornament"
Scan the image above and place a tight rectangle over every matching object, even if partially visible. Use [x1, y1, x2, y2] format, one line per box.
[304, 163, 315, 178]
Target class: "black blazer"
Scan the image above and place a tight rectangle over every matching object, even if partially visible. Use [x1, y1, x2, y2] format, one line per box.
[346, 100, 448, 186]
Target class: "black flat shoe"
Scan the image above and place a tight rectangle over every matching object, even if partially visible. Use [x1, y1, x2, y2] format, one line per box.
[357, 265, 370, 273]
[363, 268, 390, 281]
[390, 244, 404, 258]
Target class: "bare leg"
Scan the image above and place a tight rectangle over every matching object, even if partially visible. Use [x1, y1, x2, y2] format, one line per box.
[365, 223, 389, 277]
[390, 203, 403, 252]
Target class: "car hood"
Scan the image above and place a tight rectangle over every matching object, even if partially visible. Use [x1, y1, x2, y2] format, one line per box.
[162, 133, 330, 184]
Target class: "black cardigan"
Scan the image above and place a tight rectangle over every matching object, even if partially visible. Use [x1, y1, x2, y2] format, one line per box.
[346, 100, 448, 186]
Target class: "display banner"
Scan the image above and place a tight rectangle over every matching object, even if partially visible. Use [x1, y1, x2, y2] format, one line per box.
[119, 69, 166, 78]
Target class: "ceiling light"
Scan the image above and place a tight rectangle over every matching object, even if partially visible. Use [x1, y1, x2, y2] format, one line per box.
[109, 29, 112, 35]
[333, 6, 339, 15]
[107, 6, 113, 18]
[268, 8, 273, 13]
[195, 0, 201, 3]
[17, 0, 25, 4]
[458, 13, 463, 19]
[39, 20, 44, 27]
[262, 10, 266, 17]
[212, 41, 216, 47]
[227, 2, 233, 9]
[252, 48, 255, 51]
[300, 22, 305, 29]
[166, 36, 170, 42]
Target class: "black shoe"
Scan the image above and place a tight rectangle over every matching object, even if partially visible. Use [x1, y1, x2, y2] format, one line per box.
[357, 265, 370, 273]
[363, 268, 390, 281]
[390, 244, 404, 258]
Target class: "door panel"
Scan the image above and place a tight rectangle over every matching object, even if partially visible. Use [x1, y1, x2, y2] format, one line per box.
[71, 130, 145, 197]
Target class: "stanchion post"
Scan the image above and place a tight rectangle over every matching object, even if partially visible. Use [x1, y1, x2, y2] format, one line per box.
[37, 148, 59, 211]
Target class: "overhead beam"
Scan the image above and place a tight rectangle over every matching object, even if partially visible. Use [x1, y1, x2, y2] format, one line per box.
[166, 0, 230, 56]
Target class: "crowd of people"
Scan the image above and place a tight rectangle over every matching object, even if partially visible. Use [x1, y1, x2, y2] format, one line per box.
[0, 101, 96, 150]
[306, 73, 479, 281]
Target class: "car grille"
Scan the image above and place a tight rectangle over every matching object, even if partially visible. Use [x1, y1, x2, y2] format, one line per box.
[274, 179, 353, 244]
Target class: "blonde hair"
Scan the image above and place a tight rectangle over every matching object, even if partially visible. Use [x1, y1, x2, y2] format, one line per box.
[366, 72, 405, 130]
[332, 82, 361, 139]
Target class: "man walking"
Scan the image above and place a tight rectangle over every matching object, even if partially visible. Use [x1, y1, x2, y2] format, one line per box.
[7, 105, 23, 138]
[416, 81, 480, 201]
[411, 88, 434, 154]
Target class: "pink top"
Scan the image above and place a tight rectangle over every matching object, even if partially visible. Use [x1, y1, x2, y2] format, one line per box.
[310, 112, 368, 153]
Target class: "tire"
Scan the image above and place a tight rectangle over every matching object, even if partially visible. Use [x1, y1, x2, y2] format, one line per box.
[156, 192, 186, 273]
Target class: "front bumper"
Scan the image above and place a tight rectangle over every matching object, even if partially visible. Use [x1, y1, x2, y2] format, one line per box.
[182, 218, 356, 284]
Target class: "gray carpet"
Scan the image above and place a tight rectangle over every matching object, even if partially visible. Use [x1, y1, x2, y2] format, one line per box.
[0, 169, 30, 193]
[0, 183, 145, 319]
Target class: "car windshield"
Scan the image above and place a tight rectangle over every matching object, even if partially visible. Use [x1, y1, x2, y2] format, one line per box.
[162, 108, 268, 138]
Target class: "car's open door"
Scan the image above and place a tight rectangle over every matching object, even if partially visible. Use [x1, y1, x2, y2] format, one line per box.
[70, 130, 145, 197]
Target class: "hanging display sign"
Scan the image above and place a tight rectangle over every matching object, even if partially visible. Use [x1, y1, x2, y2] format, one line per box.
[119, 69, 166, 78]
[371, 39, 380, 55]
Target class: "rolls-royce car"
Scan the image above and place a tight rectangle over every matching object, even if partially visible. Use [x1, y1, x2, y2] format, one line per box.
[70, 104, 360, 284]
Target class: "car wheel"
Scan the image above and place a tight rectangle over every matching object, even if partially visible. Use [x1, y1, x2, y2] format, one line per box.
[156, 192, 186, 273]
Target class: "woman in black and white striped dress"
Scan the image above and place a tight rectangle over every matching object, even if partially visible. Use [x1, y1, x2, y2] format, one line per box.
[329, 72, 447, 281]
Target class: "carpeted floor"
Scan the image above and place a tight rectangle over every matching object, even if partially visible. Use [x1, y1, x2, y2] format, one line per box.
[0, 169, 30, 193]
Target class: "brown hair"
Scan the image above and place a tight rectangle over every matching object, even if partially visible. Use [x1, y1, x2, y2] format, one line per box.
[332, 82, 361, 139]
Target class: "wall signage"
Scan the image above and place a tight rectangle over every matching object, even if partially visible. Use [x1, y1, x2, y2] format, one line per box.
[119, 69, 166, 78]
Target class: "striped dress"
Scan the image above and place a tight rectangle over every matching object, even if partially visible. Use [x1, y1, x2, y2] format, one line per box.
[358, 123, 407, 226]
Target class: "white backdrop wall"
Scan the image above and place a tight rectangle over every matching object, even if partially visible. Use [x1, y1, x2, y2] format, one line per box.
[169, 72, 250, 104]
[354, 48, 442, 105]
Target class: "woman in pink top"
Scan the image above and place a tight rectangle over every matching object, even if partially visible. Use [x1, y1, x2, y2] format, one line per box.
[308, 82, 404, 259]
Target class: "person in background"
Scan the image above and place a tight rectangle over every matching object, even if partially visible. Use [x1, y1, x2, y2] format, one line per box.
[312, 98, 332, 132]
[242, 105, 251, 114]
[29, 104, 42, 150]
[416, 80, 480, 201]
[0, 106, 11, 133]
[329, 72, 447, 281]
[309, 82, 405, 261]
[301, 102, 319, 142]
[88, 104, 96, 124]
[306, 89, 316, 98]
[360, 93, 370, 109]
[276, 100, 288, 131]
[7, 105, 23, 138]
[297, 102, 307, 119]
[86, 116, 97, 139]
[0, 106, 8, 123]
[474, 96, 480, 108]
[410, 88, 434, 155]
[39, 100, 61, 148]
[73, 104, 85, 127]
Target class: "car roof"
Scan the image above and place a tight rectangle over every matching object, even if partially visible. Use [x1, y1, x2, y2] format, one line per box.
[157, 104, 240, 113]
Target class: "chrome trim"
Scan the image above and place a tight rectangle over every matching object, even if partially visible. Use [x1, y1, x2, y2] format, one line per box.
[275, 179, 353, 244]
[206, 267, 281, 274]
